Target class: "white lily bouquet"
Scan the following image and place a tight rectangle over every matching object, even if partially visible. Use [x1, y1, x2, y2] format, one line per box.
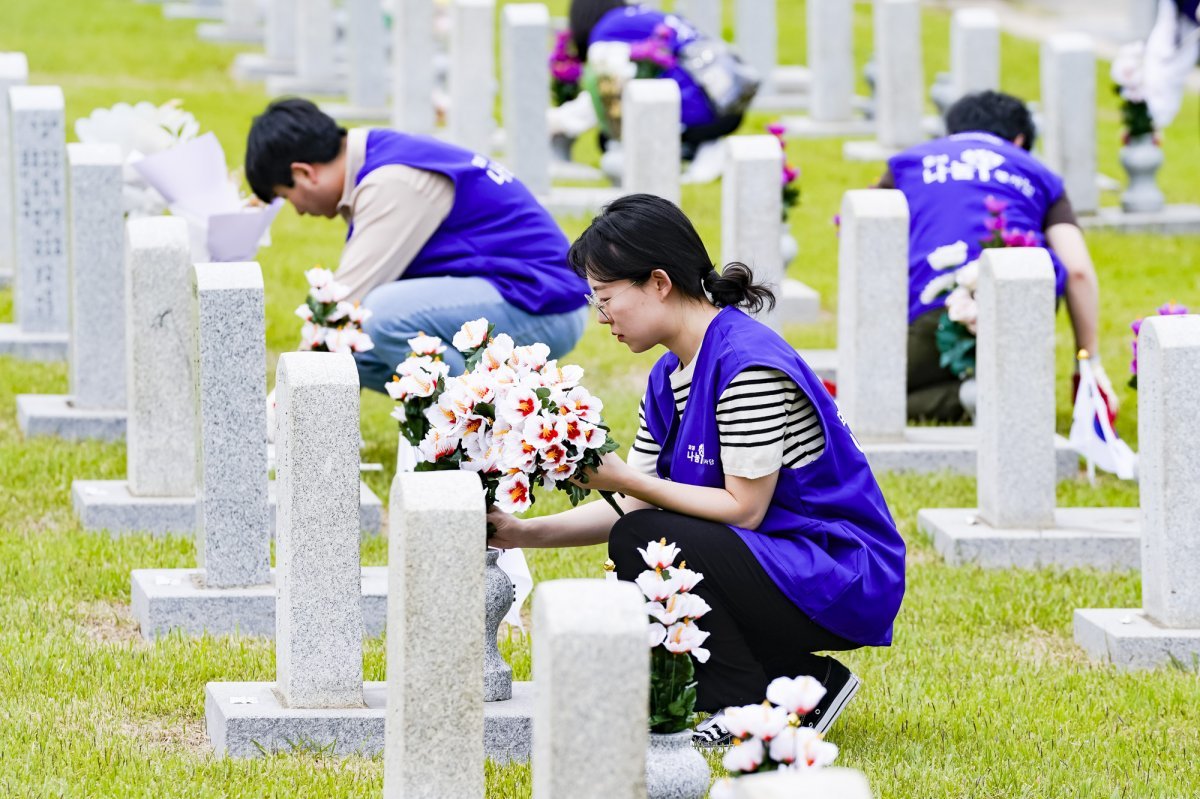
[709, 676, 840, 798]
[295, 267, 375, 354]
[387, 318, 621, 514]
[636, 539, 712, 734]
[74, 99, 201, 217]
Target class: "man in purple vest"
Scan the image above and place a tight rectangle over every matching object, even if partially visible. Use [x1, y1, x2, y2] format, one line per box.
[245, 98, 589, 393]
[879, 90, 1116, 422]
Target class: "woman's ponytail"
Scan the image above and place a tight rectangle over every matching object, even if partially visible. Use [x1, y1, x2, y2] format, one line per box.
[703, 262, 777, 313]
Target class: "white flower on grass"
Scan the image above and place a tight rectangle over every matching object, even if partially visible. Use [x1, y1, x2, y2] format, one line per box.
[663, 621, 710, 663]
[349, 329, 374, 353]
[945, 286, 979, 334]
[460, 371, 497, 405]
[417, 428, 460, 464]
[305, 267, 334, 289]
[954, 259, 980, 292]
[425, 393, 468, 436]
[648, 621, 667, 647]
[638, 539, 680, 570]
[497, 385, 541, 426]
[720, 736, 765, 774]
[919, 272, 959, 305]
[769, 727, 838, 769]
[389, 405, 407, 423]
[542, 360, 585, 389]
[926, 240, 969, 270]
[1111, 43, 1145, 91]
[312, 280, 351, 305]
[670, 566, 703, 593]
[407, 332, 447, 356]
[326, 301, 353, 323]
[723, 703, 789, 741]
[495, 471, 533, 513]
[646, 593, 711, 625]
[765, 675, 826, 716]
[708, 778, 736, 799]
[453, 318, 490, 351]
[346, 304, 372, 325]
[635, 570, 679, 602]
[294, 303, 313, 321]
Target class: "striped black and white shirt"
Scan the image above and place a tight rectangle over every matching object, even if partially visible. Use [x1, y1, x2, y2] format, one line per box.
[628, 349, 826, 479]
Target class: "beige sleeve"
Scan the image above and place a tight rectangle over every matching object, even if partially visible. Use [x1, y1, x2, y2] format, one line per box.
[335, 164, 455, 303]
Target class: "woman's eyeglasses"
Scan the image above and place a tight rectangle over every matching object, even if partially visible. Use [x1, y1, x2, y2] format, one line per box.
[584, 282, 637, 322]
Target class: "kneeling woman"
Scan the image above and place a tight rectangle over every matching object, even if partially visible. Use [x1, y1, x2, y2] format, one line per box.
[488, 195, 906, 744]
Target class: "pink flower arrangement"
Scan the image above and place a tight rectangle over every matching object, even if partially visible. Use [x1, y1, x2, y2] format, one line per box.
[549, 30, 583, 106]
[979, 194, 1038, 250]
[388, 318, 620, 513]
[630, 25, 677, 75]
[767, 121, 801, 221]
[295, 267, 374, 354]
[1129, 301, 1190, 387]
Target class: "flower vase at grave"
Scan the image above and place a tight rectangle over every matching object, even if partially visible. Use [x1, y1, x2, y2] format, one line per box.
[484, 548, 515, 702]
[780, 222, 799, 271]
[1119, 133, 1165, 214]
[645, 730, 710, 799]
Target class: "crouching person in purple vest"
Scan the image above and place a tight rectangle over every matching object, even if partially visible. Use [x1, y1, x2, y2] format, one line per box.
[488, 194, 906, 745]
[879, 90, 1116, 423]
[245, 98, 590, 392]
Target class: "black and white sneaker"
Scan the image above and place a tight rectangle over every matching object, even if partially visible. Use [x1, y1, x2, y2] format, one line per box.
[691, 712, 734, 748]
[800, 658, 861, 734]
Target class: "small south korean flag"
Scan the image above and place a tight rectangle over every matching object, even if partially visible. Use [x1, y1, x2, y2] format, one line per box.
[1069, 351, 1137, 480]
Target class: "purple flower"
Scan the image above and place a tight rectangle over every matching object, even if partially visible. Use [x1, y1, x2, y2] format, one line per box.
[1002, 229, 1038, 248]
[782, 164, 799, 185]
[551, 59, 582, 83]
[630, 39, 676, 70]
[1158, 301, 1189, 316]
[1131, 317, 1143, 336]
[832, 214, 841, 227]
[983, 195, 1009, 215]
[984, 214, 1006, 232]
[652, 23, 673, 40]
[766, 122, 787, 138]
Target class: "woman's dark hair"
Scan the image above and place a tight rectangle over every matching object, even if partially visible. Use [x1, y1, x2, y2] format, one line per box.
[568, 194, 776, 314]
[568, 0, 627, 63]
[244, 97, 347, 203]
[945, 90, 1037, 151]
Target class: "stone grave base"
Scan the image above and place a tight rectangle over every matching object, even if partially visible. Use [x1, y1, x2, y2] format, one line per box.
[0, 324, 69, 362]
[73, 479, 384, 536]
[860, 427, 1078, 477]
[751, 92, 809, 112]
[162, 2, 222, 20]
[197, 22, 263, 45]
[779, 278, 821, 324]
[795, 349, 836, 383]
[1074, 609, 1200, 670]
[132, 567, 388, 639]
[842, 139, 903, 162]
[918, 507, 1140, 569]
[550, 160, 607, 182]
[232, 53, 295, 81]
[540, 186, 623, 218]
[265, 73, 348, 98]
[323, 103, 390, 124]
[781, 116, 875, 139]
[16, 394, 126, 442]
[1078, 205, 1200, 235]
[206, 680, 534, 762]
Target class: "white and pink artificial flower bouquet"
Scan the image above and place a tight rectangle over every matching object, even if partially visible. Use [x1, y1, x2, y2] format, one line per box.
[709, 674, 841, 798]
[387, 318, 621, 514]
[295, 267, 375, 355]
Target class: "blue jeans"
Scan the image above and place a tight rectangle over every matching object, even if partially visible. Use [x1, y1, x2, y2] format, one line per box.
[354, 276, 589, 393]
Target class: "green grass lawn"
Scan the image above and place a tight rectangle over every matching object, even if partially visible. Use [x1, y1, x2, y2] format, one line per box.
[1, 0, 1199, 796]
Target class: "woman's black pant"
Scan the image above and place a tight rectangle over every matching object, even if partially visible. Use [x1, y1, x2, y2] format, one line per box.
[608, 508, 859, 712]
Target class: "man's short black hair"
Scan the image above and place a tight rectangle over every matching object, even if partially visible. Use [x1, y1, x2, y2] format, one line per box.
[945, 90, 1037, 152]
[244, 97, 347, 202]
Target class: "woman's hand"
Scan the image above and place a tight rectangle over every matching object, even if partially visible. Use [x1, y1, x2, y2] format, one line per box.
[487, 507, 538, 549]
[572, 451, 638, 495]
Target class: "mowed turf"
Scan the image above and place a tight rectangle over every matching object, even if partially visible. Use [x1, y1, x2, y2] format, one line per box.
[0, 1, 1197, 796]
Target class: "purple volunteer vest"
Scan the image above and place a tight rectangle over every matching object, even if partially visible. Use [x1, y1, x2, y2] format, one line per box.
[888, 131, 1068, 324]
[642, 307, 906, 646]
[352, 129, 588, 315]
[589, 6, 718, 128]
